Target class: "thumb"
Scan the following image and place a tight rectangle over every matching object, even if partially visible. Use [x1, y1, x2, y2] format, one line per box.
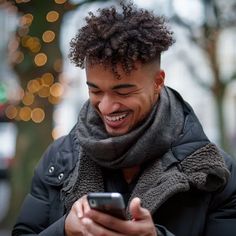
[129, 197, 149, 221]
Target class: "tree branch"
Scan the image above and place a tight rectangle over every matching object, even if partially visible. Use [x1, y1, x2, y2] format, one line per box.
[65, 0, 116, 11]
[177, 50, 211, 90]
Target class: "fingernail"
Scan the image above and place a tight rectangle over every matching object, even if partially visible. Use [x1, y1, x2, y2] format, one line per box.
[77, 212, 83, 218]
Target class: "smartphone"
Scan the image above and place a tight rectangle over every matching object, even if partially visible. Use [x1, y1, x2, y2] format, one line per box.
[87, 192, 126, 220]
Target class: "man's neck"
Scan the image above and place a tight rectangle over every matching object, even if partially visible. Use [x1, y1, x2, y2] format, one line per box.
[122, 165, 140, 184]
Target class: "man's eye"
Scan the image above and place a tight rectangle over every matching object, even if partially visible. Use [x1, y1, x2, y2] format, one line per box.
[116, 91, 131, 96]
[90, 90, 101, 94]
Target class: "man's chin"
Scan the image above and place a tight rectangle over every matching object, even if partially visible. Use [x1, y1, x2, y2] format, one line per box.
[105, 127, 128, 137]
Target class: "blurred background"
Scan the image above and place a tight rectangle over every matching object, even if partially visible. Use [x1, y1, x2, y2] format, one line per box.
[0, 0, 235, 235]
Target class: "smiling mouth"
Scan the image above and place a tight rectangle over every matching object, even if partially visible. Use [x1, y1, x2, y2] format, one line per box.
[105, 113, 128, 122]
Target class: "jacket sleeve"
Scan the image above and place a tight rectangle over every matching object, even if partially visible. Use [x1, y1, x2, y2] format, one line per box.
[155, 225, 175, 236]
[203, 153, 236, 236]
[12, 171, 65, 236]
[12, 135, 74, 236]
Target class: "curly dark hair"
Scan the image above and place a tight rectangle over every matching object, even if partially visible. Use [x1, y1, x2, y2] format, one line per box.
[69, 1, 175, 78]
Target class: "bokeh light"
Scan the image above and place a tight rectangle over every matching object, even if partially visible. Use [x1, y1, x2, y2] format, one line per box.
[42, 30, 55, 43]
[31, 108, 45, 123]
[48, 95, 61, 104]
[54, 0, 67, 4]
[21, 36, 30, 47]
[41, 73, 54, 86]
[38, 86, 50, 98]
[27, 79, 41, 93]
[34, 53, 47, 66]
[20, 13, 34, 27]
[5, 105, 18, 120]
[22, 36, 41, 53]
[50, 83, 64, 97]
[22, 92, 34, 106]
[19, 107, 31, 121]
[46, 11, 59, 23]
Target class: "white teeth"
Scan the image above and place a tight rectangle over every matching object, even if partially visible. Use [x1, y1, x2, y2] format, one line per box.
[105, 114, 127, 122]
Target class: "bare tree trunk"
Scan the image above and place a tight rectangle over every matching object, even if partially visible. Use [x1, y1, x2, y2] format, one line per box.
[213, 90, 227, 149]
[3, 109, 53, 228]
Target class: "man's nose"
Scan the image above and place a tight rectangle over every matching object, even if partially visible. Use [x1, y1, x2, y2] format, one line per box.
[98, 94, 120, 114]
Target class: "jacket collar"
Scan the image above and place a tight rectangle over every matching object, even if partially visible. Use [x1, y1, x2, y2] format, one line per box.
[128, 143, 230, 218]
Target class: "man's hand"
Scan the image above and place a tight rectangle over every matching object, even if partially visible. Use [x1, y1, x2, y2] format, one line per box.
[82, 197, 157, 236]
[65, 195, 91, 236]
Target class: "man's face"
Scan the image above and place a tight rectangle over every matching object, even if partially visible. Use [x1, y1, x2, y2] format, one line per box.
[86, 62, 165, 136]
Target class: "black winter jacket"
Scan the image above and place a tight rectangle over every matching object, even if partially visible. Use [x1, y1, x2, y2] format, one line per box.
[12, 98, 236, 236]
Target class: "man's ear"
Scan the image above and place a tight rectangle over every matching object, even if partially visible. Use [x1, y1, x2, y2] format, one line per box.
[154, 70, 165, 93]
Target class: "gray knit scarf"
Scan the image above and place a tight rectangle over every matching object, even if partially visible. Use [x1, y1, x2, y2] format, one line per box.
[61, 87, 230, 216]
[76, 87, 184, 169]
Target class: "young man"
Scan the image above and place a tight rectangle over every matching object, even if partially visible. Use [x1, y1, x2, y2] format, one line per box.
[13, 1, 236, 236]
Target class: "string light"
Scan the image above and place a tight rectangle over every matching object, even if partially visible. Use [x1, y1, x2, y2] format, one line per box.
[21, 35, 30, 47]
[27, 37, 41, 53]
[27, 79, 41, 93]
[54, 0, 67, 4]
[21, 36, 41, 52]
[41, 73, 54, 86]
[20, 13, 34, 27]
[19, 107, 31, 121]
[22, 92, 34, 106]
[42, 30, 55, 43]
[34, 53, 47, 67]
[46, 11, 59, 23]
[10, 1, 66, 124]
[50, 82, 64, 97]
[38, 86, 50, 98]
[48, 95, 61, 104]
[5, 105, 18, 120]
[31, 108, 45, 123]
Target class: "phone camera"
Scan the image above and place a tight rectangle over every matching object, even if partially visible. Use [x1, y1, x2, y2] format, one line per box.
[89, 199, 97, 207]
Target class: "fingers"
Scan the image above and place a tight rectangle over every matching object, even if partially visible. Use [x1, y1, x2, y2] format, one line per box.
[84, 207, 152, 235]
[82, 197, 156, 236]
[81, 217, 123, 236]
[65, 195, 156, 236]
[72, 195, 91, 218]
[129, 197, 150, 221]
[65, 195, 91, 236]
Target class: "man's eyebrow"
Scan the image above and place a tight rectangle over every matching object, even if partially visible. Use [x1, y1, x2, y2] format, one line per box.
[86, 81, 99, 88]
[112, 84, 136, 90]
